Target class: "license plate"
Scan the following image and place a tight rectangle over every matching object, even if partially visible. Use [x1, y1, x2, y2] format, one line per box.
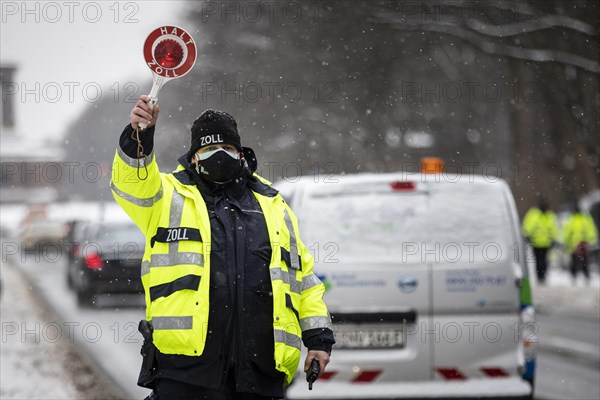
[334, 329, 405, 349]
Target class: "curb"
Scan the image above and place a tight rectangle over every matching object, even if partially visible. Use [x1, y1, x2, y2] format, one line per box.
[537, 337, 600, 367]
[2, 255, 133, 400]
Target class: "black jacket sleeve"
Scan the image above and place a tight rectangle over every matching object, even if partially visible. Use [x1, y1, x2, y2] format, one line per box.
[119, 124, 156, 158]
[303, 327, 335, 355]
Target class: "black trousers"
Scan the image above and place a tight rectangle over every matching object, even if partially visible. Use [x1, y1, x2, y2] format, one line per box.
[570, 253, 590, 281]
[152, 378, 281, 400]
[533, 247, 549, 284]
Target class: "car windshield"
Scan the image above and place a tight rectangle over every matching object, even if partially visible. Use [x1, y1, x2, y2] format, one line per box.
[95, 224, 145, 245]
[301, 181, 513, 264]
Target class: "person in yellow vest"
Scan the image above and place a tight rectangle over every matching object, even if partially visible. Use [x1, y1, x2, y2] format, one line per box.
[562, 204, 599, 285]
[522, 198, 558, 285]
[111, 96, 334, 400]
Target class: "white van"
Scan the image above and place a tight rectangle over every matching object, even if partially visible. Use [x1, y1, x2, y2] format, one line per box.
[275, 163, 536, 399]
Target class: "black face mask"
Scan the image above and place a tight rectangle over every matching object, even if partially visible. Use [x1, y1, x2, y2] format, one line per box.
[195, 149, 243, 184]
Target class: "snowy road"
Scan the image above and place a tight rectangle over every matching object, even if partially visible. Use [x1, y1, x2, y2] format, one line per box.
[1, 259, 117, 399]
[535, 311, 600, 400]
[4, 249, 600, 400]
[6, 249, 150, 399]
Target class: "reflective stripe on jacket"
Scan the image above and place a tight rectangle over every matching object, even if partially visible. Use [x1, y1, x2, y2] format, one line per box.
[110, 147, 332, 385]
[522, 208, 558, 248]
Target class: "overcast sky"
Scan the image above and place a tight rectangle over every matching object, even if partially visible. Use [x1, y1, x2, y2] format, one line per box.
[1, 1, 188, 142]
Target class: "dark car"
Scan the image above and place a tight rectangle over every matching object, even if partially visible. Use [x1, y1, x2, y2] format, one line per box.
[71, 222, 145, 307]
[64, 220, 92, 289]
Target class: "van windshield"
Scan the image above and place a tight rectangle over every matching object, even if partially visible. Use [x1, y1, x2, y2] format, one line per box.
[301, 181, 513, 264]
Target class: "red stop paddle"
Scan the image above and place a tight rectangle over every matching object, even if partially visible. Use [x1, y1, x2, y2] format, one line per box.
[139, 26, 197, 129]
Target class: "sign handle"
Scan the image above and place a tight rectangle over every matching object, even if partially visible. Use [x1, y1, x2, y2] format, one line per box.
[139, 73, 165, 130]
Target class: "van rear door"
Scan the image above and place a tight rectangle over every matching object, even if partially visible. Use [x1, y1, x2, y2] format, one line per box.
[427, 180, 522, 382]
[299, 178, 434, 382]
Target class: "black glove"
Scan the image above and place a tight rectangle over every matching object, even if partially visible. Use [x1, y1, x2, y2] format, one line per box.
[306, 358, 320, 390]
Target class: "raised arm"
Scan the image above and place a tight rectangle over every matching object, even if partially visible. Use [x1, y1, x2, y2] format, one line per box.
[110, 96, 163, 234]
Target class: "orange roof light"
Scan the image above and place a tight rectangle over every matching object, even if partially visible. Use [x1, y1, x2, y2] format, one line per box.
[421, 157, 444, 174]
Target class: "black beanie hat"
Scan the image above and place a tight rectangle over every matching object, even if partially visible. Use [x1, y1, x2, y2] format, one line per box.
[190, 110, 242, 157]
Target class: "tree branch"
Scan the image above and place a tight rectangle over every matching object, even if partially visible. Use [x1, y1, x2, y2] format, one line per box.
[374, 15, 600, 73]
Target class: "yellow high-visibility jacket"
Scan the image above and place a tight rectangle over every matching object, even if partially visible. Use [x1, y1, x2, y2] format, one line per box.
[522, 207, 558, 248]
[562, 212, 598, 253]
[110, 146, 332, 385]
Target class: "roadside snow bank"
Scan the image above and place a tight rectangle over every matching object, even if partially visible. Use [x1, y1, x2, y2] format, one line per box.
[0, 260, 116, 400]
[533, 269, 600, 315]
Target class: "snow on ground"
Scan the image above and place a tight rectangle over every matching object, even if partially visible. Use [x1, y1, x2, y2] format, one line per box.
[532, 267, 600, 315]
[525, 244, 600, 314]
[0, 260, 116, 400]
